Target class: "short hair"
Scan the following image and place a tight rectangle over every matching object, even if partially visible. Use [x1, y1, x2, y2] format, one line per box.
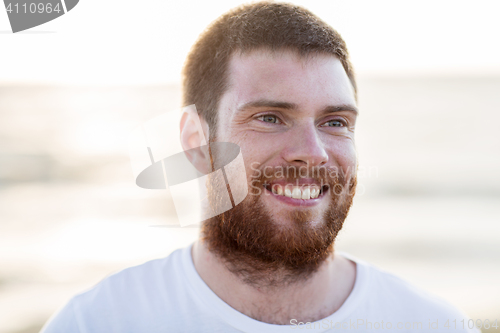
[182, 1, 357, 139]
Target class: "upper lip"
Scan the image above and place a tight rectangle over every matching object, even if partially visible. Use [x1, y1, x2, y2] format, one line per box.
[265, 178, 323, 187]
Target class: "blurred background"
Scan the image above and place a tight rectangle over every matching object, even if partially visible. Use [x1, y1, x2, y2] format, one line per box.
[0, 0, 499, 332]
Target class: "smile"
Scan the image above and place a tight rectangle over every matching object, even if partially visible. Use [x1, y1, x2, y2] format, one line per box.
[262, 183, 328, 206]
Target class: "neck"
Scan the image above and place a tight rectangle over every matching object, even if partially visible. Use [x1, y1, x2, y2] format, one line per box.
[192, 239, 356, 325]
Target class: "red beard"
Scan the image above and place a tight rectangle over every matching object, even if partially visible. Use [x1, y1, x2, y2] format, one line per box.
[201, 163, 357, 287]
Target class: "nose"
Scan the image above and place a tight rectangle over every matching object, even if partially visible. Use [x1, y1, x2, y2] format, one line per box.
[281, 121, 328, 167]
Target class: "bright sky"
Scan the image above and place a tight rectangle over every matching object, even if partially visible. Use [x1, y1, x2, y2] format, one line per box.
[1, 0, 499, 84]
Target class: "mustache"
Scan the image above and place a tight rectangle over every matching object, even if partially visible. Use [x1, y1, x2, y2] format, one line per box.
[250, 164, 347, 182]
[248, 164, 351, 197]
[250, 163, 348, 181]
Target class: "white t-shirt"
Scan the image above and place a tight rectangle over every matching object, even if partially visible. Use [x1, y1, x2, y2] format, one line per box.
[41, 244, 479, 332]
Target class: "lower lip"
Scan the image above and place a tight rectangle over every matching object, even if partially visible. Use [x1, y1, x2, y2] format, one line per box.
[264, 187, 325, 207]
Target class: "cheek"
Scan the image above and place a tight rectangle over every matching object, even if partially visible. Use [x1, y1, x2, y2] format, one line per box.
[223, 131, 261, 174]
[330, 142, 357, 177]
[229, 130, 278, 162]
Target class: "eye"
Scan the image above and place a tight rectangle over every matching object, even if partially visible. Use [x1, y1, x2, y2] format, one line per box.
[321, 119, 346, 127]
[257, 114, 281, 124]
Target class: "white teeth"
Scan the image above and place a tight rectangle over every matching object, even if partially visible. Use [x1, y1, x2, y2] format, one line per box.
[301, 187, 310, 199]
[271, 184, 320, 200]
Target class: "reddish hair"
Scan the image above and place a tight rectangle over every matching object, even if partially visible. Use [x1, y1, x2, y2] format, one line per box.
[182, 1, 357, 138]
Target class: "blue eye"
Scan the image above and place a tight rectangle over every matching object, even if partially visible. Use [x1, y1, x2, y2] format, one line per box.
[323, 120, 345, 127]
[258, 115, 281, 124]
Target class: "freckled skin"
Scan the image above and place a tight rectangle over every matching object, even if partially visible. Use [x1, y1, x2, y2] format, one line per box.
[215, 49, 358, 226]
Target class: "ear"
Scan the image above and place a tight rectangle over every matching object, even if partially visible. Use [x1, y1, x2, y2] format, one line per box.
[180, 107, 212, 174]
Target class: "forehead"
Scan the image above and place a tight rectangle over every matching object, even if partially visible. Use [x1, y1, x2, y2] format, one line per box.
[222, 49, 356, 111]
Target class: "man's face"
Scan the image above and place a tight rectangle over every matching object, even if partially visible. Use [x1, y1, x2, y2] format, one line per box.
[202, 49, 358, 283]
[216, 49, 357, 224]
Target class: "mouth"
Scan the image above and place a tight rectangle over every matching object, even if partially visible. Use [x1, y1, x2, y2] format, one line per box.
[262, 183, 329, 206]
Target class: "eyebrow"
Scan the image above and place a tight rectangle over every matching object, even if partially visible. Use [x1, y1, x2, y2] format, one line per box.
[237, 99, 359, 116]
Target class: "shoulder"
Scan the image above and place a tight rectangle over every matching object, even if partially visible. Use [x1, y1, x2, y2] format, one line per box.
[77, 247, 184, 302]
[341, 252, 478, 331]
[41, 247, 189, 332]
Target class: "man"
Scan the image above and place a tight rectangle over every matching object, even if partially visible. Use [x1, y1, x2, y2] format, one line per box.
[42, 2, 478, 332]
